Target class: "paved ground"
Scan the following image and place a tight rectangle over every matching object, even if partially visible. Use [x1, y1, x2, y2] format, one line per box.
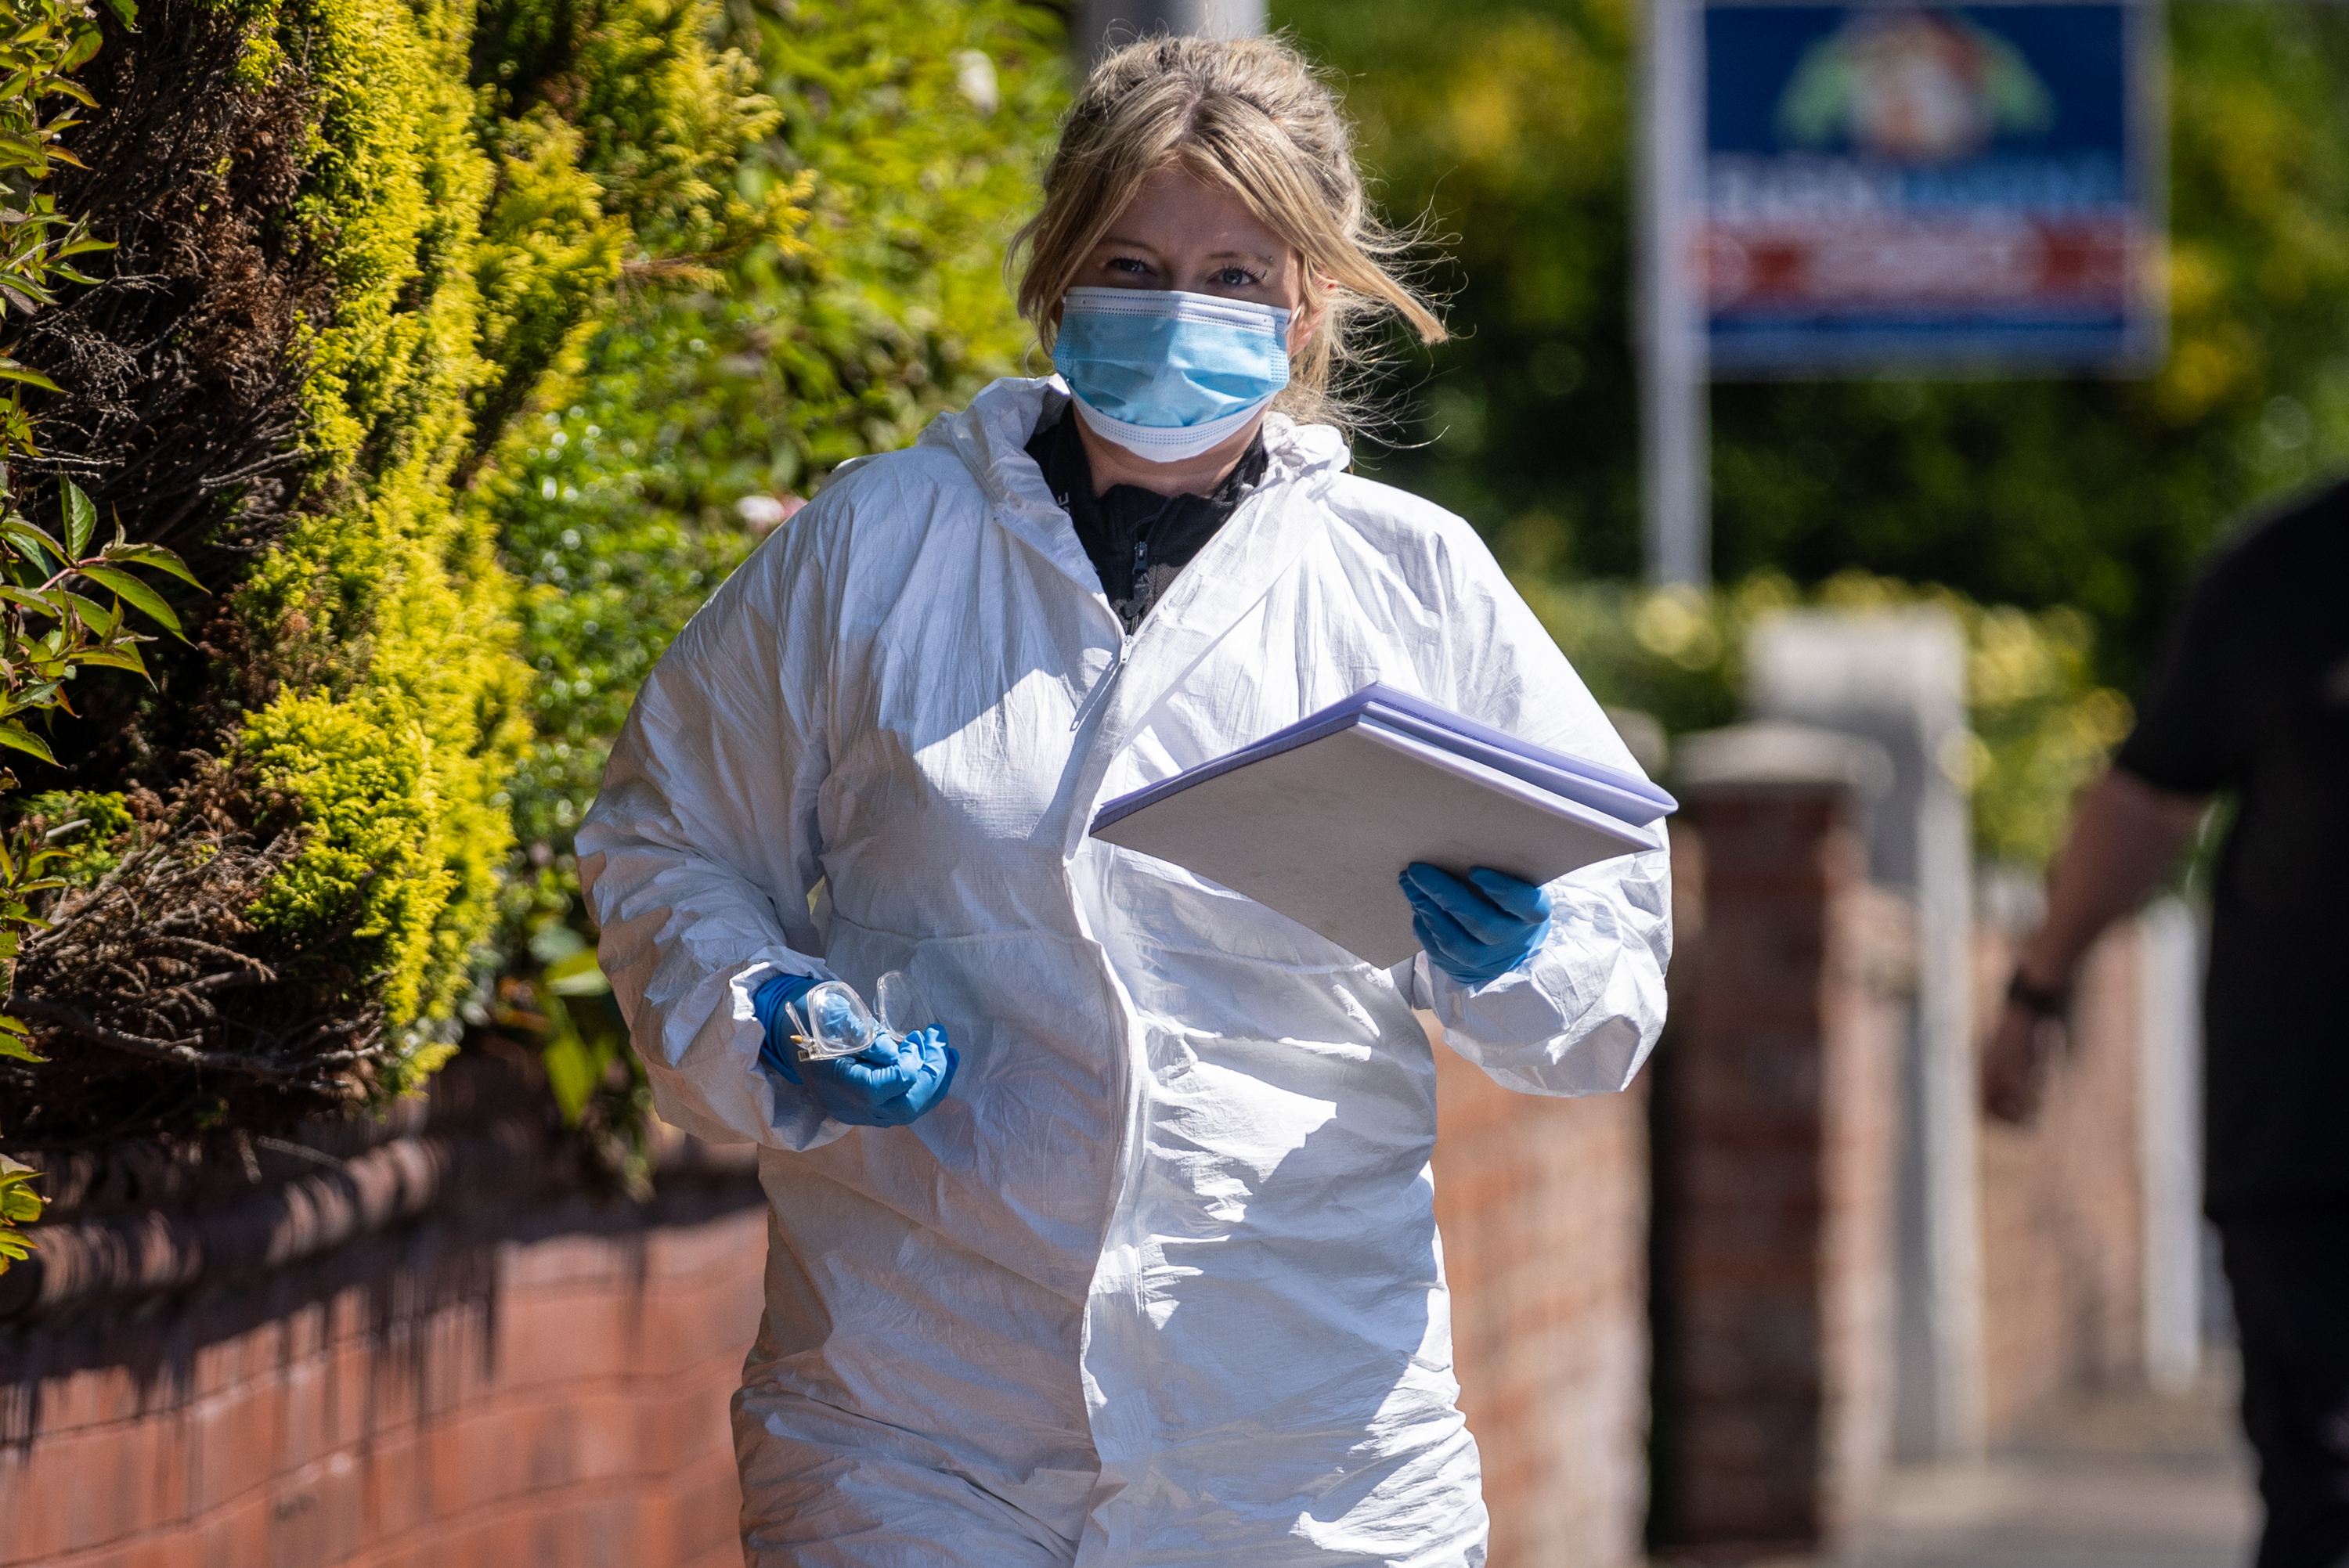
[1838, 1356, 2260, 1568]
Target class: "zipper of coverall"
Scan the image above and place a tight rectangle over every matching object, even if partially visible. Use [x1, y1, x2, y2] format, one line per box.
[1068, 510, 1148, 734]
[987, 451, 1150, 1532]
[1068, 629, 1132, 734]
[1045, 463, 1136, 737]
[1066, 487, 1271, 1552]
[1066, 504, 1170, 734]
[1057, 555, 1147, 1550]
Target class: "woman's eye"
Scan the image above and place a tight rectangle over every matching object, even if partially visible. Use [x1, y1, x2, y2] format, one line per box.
[1211, 268, 1261, 288]
[1106, 256, 1151, 276]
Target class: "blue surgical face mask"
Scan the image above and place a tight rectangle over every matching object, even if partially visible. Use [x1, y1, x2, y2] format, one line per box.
[1053, 287, 1292, 462]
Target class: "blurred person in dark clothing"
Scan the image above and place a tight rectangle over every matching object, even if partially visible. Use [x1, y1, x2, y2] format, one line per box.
[1983, 482, 2349, 1568]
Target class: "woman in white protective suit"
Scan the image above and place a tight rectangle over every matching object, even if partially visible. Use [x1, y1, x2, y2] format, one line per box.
[579, 32, 1670, 1568]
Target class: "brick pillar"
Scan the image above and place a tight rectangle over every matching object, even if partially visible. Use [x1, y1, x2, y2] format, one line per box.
[1431, 1036, 1650, 1568]
[1652, 723, 1905, 1559]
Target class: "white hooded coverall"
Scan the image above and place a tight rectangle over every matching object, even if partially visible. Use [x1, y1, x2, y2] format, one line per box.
[579, 377, 1672, 1566]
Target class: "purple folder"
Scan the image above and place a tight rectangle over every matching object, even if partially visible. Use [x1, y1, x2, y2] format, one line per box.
[1089, 683, 1676, 966]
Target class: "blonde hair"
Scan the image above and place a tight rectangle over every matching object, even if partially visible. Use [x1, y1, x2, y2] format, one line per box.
[1012, 33, 1445, 431]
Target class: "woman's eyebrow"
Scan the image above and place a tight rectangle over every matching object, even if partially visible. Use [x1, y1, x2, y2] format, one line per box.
[1092, 237, 1276, 268]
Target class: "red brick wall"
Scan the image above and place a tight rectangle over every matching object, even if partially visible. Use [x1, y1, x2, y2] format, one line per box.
[1975, 919, 2148, 1440]
[1431, 1029, 1651, 1568]
[1656, 781, 1904, 1555]
[6, 1016, 1670, 1568]
[0, 1197, 763, 1567]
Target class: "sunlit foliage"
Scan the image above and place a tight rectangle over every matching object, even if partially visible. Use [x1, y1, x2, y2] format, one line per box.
[1277, 0, 2349, 688]
[1510, 562, 2132, 869]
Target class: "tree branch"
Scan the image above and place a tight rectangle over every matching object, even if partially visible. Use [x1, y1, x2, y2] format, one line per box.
[2, 995, 295, 1078]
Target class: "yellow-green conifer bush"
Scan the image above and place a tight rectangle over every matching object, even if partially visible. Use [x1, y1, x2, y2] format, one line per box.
[2, 0, 793, 1149]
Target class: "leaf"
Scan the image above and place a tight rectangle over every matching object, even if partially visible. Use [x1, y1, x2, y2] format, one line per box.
[0, 1033, 40, 1065]
[0, 362, 60, 394]
[97, 539, 201, 589]
[60, 478, 90, 556]
[543, 946, 613, 997]
[73, 643, 147, 676]
[55, 236, 114, 258]
[1, 514, 62, 561]
[0, 723, 54, 763]
[540, 1026, 615, 1124]
[0, 1163, 42, 1219]
[103, 0, 138, 30]
[528, 922, 586, 964]
[0, 586, 62, 618]
[62, 589, 113, 635]
[75, 564, 182, 639]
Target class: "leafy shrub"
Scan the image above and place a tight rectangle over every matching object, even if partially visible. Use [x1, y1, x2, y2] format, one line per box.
[0, 0, 1060, 1166]
[0, 0, 794, 1152]
[494, 0, 1066, 867]
[0, 0, 205, 1263]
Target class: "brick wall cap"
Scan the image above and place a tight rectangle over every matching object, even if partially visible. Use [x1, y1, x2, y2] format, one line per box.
[0, 1120, 548, 1322]
[1675, 723, 1894, 798]
[0, 1064, 757, 1324]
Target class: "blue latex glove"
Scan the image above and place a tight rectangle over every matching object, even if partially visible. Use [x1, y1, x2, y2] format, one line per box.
[751, 973, 959, 1128]
[1399, 863, 1554, 988]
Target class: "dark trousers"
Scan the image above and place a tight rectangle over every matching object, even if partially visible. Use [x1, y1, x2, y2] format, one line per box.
[2222, 1213, 2349, 1568]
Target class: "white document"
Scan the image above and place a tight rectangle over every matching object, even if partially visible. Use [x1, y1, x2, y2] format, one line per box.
[1091, 721, 1659, 968]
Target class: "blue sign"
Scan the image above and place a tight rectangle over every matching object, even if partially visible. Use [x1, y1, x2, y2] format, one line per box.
[1700, 2, 2163, 375]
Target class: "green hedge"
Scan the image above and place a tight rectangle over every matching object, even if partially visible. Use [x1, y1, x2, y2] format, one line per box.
[1, 0, 803, 1148]
[496, 0, 1063, 874]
